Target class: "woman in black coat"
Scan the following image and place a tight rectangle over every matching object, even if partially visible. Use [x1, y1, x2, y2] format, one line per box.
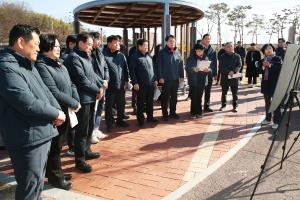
[35, 34, 81, 190]
[246, 43, 261, 87]
[185, 44, 209, 118]
[257, 43, 282, 129]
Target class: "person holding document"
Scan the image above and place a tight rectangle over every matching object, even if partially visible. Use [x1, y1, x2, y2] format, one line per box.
[219, 42, 242, 112]
[257, 43, 282, 129]
[35, 33, 81, 190]
[186, 44, 210, 118]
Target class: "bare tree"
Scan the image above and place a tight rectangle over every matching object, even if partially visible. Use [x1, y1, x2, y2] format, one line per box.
[246, 14, 265, 44]
[227, 5, 252, 44]
[265, 19, 277, 42]
[282, 5, 300, 34]
[204, 10, 215, 34]
[207, 3, 230, 46]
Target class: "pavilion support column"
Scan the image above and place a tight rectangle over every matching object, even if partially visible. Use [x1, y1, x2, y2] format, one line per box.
[186, 23, 191, 59]
[147, 27, 150, 50]
[132, 28, 136, 46]
[162, 0, 171, 46]
[73, 14, 80, 34]
[180, 24, 184, 58]
[154, 27, 157, 48]
[190, 21, 197, 49]
[123, 28, 128, 56]
[174, 25, 177, 39]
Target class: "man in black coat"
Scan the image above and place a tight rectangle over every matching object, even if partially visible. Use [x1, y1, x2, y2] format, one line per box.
[103, 35, 130, 132]
[90, 32, 109, 142]
[234, 41, 246, 81]
[129, 39, 158, 126]
[64, 32, 103, 173]
[275, 38, 286, 61]
[0, 24, 66, 200]
[157, 35, 184, 121]
[246, 43, 261, 87]
[219, 42, 242, 112]
[201, 34, 217, 112]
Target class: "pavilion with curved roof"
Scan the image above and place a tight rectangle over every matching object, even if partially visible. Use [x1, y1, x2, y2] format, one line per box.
[73, 0, 204, 58]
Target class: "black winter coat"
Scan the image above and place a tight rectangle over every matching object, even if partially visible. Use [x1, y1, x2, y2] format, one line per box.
[35, 54, 79, 112]
[102, 47, 129, 90]
[129, 51, 156, 86]
[219, 52, 242, 86]
[156, 47, 184, 81]
[258, 56, 282, 95]
[91, 48, 109, 82]
[0, 48, 60, 149]
[64, 48, 102, 104]
[246, 49, 261, 77]
[185, 52, 209, 87]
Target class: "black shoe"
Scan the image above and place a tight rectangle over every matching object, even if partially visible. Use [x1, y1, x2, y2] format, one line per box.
[122, 114, 130, 120]
[162, 116, 169, 121]
[232, 108, 238, 113]
[204, 107, 213, 112]
[49, 179, 72, 190]
[76, 161, 92, 173]
[133, 107, 137, 115]
[219, 106, 226, 111]
[196, 114, 202, 118]
[64, 174, 72, 181]
[138, 121, 145, 127]
[116, 120, 129, 127]
[147, 118, 158, 123]
[106, 125, 112, 133]
[169, 113, 180, 119]
[86, 152, 101, 160]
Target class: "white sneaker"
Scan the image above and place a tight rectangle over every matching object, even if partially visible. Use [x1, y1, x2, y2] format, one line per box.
[261, 119, 271, 125]
[272, 123, 279, 129]
[90, 135, 100, 144]
[96, 130, 108, 139]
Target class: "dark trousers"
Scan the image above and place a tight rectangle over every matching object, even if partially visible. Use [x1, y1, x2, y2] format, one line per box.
[248, 76, 257, 85]
[204, 73, 213, 109]
[221, 84, 238, 108]
[132, 89, 137, 108]
[46, 120, 69, 183]
[75, 102, 95, 163]
[190, 84, 205, 115]
[105, 88, 126, 127]
[264, 93, 282, 124]
[66, 128, 75, 151]
[161, 80, 179, 117]
[240, 59, 245, 81]
[137, 85, 154, 122]
[8, 140, 51, 200]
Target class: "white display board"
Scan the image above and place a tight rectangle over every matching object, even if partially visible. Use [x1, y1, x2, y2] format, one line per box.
[269, 44, 300, 112]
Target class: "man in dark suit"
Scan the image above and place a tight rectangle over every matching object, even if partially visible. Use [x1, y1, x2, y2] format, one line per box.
[219, 42, 242, 112]
[0, 24, 66, 200]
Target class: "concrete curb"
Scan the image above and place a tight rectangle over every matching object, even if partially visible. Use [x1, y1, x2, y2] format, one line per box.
[163, 116, 265, 200]
[0, 172, 97, 200]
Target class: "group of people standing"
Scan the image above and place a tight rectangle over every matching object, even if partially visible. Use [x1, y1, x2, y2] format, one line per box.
[0, 23, 287, 200]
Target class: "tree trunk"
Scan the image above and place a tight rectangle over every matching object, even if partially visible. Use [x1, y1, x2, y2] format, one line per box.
[218, 16, 221, 47]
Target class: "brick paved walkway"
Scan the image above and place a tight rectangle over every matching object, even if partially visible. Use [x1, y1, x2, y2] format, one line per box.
[0, 84, 265, 200]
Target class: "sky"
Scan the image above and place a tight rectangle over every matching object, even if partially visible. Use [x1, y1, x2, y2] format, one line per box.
[9, 0, 300, 44]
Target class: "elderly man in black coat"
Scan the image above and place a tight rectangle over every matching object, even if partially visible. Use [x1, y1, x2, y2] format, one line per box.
[103, 35, 130, 132]
[0, 24, 65, 200]
[129, 39, 158, 126]
[64, 32, 103, 173]
[219, 42, 242, 112]
[246, 43, 261, 87]
[156, 35, 184, 121]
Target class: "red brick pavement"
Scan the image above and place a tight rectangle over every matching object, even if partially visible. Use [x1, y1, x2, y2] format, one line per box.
[0, 84, 265, 200]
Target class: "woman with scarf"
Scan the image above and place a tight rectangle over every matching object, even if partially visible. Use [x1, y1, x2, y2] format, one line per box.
[186, 44, 209, 118]
[258, 43, 282, 129]
[35, 33, 81, 190]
